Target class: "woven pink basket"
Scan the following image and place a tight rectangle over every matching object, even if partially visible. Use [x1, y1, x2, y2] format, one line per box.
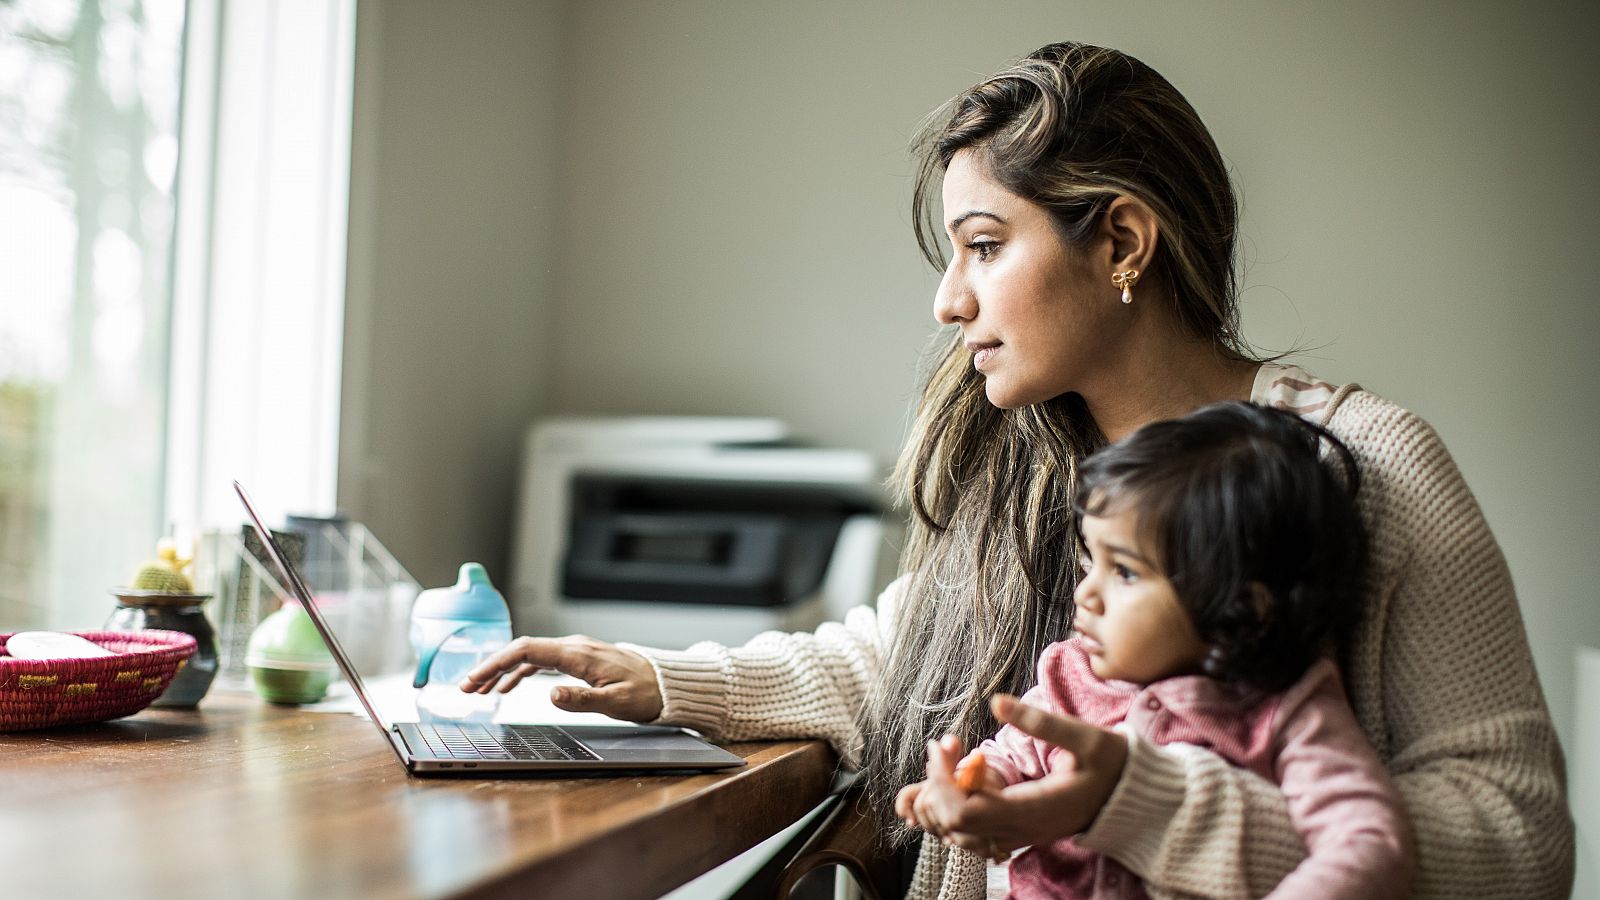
[0, 630, 198, 731]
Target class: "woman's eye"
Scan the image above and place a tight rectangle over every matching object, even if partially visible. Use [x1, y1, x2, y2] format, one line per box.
[967, 240, 999, 261]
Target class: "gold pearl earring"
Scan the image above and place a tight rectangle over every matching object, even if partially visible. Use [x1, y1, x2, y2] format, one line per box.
[1112, 269, 1140, 304]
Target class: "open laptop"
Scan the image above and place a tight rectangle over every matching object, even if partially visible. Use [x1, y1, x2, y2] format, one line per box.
[235, 481, 745, 776]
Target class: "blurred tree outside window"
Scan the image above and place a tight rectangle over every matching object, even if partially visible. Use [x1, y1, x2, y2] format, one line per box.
[1, 0, 357, 630]
[0, 0, 185, 629]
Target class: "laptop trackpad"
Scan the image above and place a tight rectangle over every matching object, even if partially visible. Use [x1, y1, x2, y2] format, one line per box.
[574, 725, 713, 751]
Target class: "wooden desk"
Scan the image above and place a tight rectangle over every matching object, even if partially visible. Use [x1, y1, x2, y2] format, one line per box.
[0, 690, 837, 899]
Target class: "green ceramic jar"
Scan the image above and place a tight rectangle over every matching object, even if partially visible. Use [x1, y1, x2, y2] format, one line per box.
[245, 604, 336, 704]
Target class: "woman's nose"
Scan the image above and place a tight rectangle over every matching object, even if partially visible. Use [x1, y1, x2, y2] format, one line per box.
[933, 261, 975, 325]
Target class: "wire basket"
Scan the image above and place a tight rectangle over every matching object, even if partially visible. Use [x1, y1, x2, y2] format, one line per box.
[0, 630, 198, 731]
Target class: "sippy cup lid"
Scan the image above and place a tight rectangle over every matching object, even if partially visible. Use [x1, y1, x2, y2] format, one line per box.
[412, 562, 509, 622]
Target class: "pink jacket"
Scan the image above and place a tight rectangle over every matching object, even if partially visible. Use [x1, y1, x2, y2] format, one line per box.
[981, 638, 1415, 899]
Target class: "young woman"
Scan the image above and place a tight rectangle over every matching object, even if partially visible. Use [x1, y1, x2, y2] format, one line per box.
[463, 43, 1572, 898]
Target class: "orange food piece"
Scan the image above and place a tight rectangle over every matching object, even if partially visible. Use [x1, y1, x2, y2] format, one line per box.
[955, 750, 987, 793]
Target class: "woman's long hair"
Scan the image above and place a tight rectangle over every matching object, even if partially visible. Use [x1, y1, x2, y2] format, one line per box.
[857, 42, 1252, 843]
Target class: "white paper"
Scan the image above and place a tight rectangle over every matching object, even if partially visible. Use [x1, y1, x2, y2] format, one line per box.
[303, 670, 627, 726]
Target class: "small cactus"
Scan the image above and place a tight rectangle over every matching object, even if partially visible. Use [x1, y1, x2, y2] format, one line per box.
[130, 538, 195, 593]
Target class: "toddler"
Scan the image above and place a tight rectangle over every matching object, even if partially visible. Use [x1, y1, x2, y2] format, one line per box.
[896, 401, 1414, 899]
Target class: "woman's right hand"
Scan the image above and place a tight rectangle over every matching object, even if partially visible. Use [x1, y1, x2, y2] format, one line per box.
[921, 696, 1129, 860]
[458, 635, 664, 723]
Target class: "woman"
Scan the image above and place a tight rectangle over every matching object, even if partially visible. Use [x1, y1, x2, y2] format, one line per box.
[464, 43, 1573, 898]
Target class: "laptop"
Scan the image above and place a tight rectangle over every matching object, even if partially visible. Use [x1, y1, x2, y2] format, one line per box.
[235, 481, 746, 776]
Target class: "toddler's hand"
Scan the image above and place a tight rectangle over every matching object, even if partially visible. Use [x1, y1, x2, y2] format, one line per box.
[895, 736, 1009, 862]
[954, 749, 1002, 794]
[893, 748, 999, 831]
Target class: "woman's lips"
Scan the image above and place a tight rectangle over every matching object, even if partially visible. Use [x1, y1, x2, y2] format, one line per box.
[970, 343, 999, 370]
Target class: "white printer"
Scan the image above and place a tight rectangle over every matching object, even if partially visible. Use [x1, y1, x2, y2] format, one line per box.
[508, 417, 901, 649]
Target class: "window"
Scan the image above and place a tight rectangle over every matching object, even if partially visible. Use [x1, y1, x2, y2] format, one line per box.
[0, 0, 355, 629]
[0, 0, 186, 629]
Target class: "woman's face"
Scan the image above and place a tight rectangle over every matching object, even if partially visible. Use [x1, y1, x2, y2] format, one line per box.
[934, 150, 1122, 409]
[1072, 508, 1208, 684]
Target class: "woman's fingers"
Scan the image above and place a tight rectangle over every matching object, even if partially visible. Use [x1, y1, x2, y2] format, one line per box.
[549, 679, 652, 720]
[994, 694, 1129, 795]
[990, 693, 1098, 751]
[927, 734, 964, 783]
[460, 636, 567, 692]
[943, 827, 1000, 858]
[934, 788, 1010, 837]
[911, 786, 935, 831]
[465, 661, 540, 695]
[911, 737, 966, 836]
[460, 635, 613, 690]
[895, 783, 922, 824]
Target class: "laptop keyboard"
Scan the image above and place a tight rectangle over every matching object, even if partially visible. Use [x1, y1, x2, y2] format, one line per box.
[415, 723, 602, 762]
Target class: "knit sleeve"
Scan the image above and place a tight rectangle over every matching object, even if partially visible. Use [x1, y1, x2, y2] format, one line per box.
[903, 835, 988, 900]
[1332, 393, 1572, 897]
[616, 577, 900, 766]
[1078, 392, 1575, 898]
[1076, 737, 1293, 897]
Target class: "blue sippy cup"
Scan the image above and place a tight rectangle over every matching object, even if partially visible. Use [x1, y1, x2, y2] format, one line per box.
[410, 562, 512, 722]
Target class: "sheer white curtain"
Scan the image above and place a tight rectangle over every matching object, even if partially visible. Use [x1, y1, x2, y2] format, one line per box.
[165, 0, 355, 537]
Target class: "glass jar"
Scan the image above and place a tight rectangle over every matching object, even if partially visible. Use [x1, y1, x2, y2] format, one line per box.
[106, 591, 219, 707]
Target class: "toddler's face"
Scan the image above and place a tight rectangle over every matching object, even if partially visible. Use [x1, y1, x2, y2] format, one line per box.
[1073, 510, 1208, 684]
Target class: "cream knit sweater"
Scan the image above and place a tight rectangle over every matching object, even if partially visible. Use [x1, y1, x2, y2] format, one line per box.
[624, 367, 1574, 899]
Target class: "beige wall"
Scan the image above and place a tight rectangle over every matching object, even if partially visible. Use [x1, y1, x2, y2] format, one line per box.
[342, 0, 567, 594]
[345, 2, 1599, 879]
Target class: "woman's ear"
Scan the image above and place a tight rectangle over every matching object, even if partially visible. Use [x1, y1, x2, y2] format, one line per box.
[1097, 196, 1160, 275]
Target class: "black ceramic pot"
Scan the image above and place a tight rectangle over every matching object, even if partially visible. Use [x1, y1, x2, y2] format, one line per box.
[106, 591, 219, 707]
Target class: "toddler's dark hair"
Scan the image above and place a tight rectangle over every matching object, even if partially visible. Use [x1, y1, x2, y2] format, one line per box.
[1074, 401, 1367, 692]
